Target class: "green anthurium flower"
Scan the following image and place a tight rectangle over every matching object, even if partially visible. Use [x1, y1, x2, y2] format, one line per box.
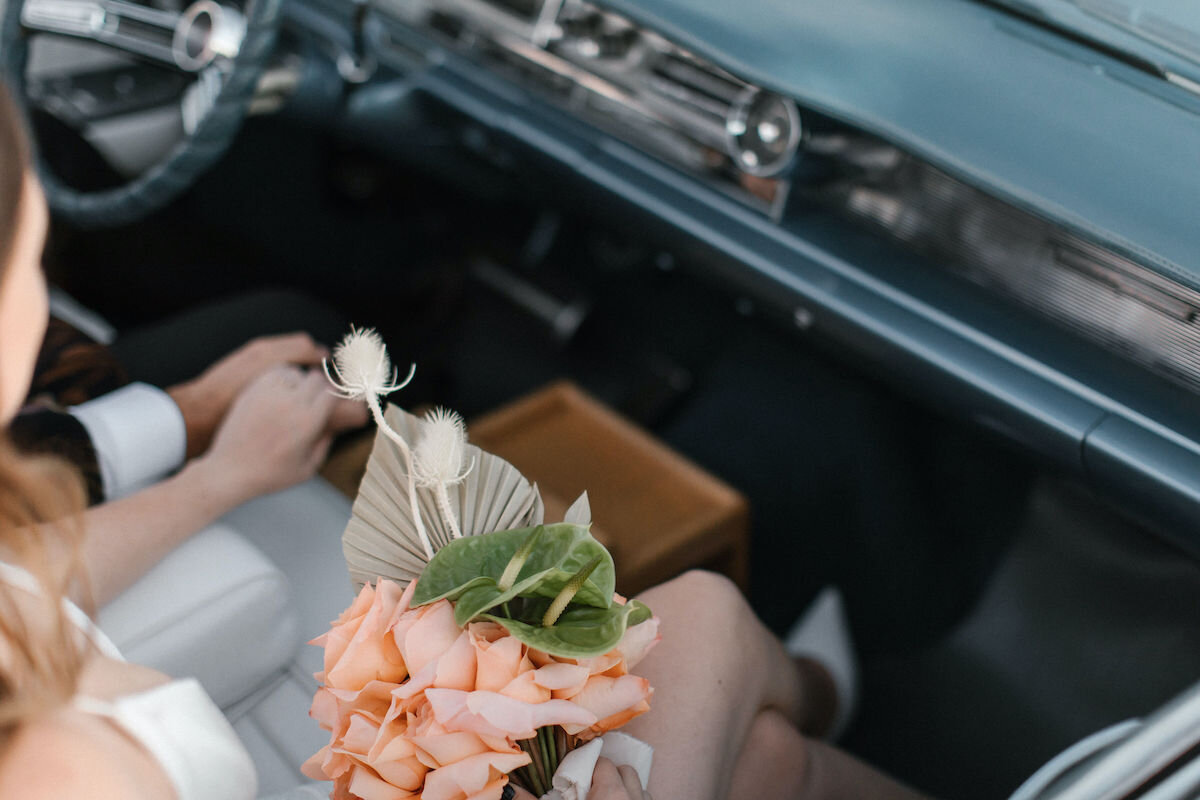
[480, 600, 653, 659]
[411, 524, 615, 626]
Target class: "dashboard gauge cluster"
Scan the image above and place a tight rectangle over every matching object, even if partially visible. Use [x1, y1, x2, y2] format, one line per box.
[372, 0, 803, 213]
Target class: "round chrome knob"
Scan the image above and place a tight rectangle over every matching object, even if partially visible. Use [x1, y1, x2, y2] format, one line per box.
[725, 89, 802, 176]
[172, 0, 246, 72]
[560, 9, 638, 60]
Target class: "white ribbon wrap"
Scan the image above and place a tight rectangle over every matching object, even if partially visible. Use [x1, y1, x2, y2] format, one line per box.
[539, 733, 653, 800]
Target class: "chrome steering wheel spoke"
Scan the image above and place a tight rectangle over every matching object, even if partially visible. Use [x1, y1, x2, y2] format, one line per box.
[20, 0, 245, 73]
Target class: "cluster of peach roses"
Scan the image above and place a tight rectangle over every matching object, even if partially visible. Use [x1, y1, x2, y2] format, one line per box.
[302, 578, 660, 800]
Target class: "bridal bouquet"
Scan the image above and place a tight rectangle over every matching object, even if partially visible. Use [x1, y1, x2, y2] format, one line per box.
[302, 329, 659, 800]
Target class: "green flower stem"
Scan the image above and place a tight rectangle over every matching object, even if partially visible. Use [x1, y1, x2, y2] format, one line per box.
[555, 726, 568, 773]
[498, 527, 545, 592]
[539, 726, 554, 785]
[543, 726, 555, 777]
[543, 555, 604, 627]
[515, 765, 541, 798]
[523, 736, 548, 796]
[553, 726, 564, 775]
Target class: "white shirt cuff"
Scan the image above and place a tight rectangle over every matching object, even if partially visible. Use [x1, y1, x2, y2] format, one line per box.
[68, 383, 187, 499]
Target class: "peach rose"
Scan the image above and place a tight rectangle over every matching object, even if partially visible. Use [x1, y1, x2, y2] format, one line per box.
[426, 688, 597, 740]
[393, 598, 461, 676]
[346, 766, 418, 800]
[616, 618, 661, 669]
[422, 751, 532, 800]
[408, 699, 526, 766]
[525, 618, 660, 738]
[561, 674, 653, 739]
[469, 622, 531, 692]
[496, 670, 551, 704]
[311, 681, 397, 733]
[314, 580, 411, 692]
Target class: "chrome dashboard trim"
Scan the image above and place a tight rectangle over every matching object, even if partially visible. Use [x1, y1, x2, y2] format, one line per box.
[368, 0, 801, 211]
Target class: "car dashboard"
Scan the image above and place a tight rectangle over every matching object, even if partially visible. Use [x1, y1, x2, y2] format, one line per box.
[265, 0, 1200, 550]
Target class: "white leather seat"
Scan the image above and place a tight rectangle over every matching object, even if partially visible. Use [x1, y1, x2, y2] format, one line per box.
[220, 477, 358, 678]
[99, 477, 355, 796]
[98, 524, 300, 709]
[221, 478, 356, 796]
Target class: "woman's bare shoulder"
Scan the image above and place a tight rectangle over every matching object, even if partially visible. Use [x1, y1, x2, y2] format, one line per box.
[0, 706, 175, 799]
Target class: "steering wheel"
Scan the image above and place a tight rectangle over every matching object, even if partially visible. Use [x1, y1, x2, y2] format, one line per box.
[1, 0, 283, 227]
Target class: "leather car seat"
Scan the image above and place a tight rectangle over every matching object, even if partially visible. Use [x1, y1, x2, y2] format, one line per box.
[99, 476, 356, 796]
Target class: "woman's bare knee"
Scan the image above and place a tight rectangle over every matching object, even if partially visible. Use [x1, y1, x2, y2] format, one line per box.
[729, 709, 810, 799]
[637, 570, 785, 693]
[638, 570, 748, 624]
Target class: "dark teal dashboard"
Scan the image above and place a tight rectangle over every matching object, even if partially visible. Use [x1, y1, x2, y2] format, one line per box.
[601, 0, 1200, 290]
[281, 0, 1200, 545]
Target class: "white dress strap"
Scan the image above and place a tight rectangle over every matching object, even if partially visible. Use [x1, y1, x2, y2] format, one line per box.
[88, 680, 257, 800]
[0, 561, 124, 661]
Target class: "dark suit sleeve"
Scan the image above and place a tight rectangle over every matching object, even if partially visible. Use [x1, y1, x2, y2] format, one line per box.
[9, 408, 104, 505]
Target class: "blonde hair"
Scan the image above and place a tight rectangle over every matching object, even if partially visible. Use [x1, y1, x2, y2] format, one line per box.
[0, 82, 90, 750]
[0, 439, 88, 744]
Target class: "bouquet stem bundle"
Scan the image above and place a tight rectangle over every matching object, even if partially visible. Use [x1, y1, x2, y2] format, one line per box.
[515, 725, 572, 796]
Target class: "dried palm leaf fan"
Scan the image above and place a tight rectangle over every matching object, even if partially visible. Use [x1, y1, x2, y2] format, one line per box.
[342, 404, 546, 589]
[324, 327, 559, 589]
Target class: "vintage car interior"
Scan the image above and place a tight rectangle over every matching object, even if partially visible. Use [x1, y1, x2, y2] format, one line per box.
[3, 0, 1200, 797]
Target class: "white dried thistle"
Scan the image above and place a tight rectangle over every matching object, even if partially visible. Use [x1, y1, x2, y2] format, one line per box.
[413, 407, 471, 486]
[413, 407, 474, 539]
[323, 326, 432, 559]
[323, 326, 414, 401]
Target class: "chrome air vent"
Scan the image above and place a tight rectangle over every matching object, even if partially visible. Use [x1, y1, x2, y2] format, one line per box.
[817, 137, 1200, 395]
[647, 50, 744, 123]
[373, 0, 802, 213]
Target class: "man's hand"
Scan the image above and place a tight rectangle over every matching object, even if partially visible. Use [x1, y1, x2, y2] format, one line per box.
[198, 365, 366, 505]
[167, 332, 342, 458]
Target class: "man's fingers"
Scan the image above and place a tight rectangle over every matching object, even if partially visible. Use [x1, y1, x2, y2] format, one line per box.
[309, 433, 333, 472]
[301, 372, 340, 432]
[617, 764, 644, 799]
[301, 368, 330, 397]
[328, 397, 369, 432]
[591, 758, 626, 797]
[590, 759, 649, 800]
[266, 364, 305, 388]
[269, 367, 362, 436]
[254, 332, 329, 367]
